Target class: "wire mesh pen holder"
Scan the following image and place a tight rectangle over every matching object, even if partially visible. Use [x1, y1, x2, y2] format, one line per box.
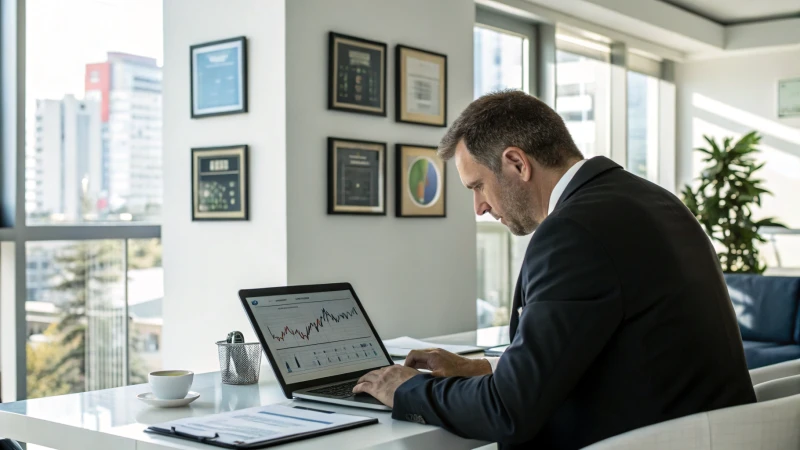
[216, 340, 262, 385]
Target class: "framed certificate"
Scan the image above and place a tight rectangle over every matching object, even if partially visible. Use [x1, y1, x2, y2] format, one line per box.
[192, 145, 249, 220]
[396, 144, 446, 217]
[328, 32, 387, 116]
[328, 137, 386, 215]
[778, 78, 800, 118]
[190, 36, 247, 118]
[396, 45, 447, 127]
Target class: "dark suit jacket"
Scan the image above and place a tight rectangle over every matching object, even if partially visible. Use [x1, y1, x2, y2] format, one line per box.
[393, 156, 756, 449]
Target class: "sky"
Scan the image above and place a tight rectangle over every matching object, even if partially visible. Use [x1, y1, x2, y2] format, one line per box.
[26, 0, 163, 102]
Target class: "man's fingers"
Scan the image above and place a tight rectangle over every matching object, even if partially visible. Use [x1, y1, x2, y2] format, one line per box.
[405, 349, 436, 369]
[352, 381, 372, 394]
[357, 370, 380, 384]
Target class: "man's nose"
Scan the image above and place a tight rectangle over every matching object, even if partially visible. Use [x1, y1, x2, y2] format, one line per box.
[474, 192, 490, 216]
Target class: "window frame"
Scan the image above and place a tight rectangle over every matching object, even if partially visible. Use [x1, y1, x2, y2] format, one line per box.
[0, 0, 161, 401]
[475, 6, 537, 96]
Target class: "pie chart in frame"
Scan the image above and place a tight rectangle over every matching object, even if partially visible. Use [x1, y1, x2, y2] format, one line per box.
[407, 156, 441, 207]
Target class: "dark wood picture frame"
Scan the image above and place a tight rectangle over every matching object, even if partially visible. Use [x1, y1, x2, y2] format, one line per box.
[191, 145, 249, 221]
[190, 36, 248, 118]
[395, 144, 446, 218]
[327, 137, 387, 216]
[395, 44, 447, 127]
[328, 32, 388, 117]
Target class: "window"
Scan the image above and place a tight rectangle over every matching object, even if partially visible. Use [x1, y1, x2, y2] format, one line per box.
[25, 0, 163, 224]
[23, 239, 162, 399]
[477, 223, 510, 328]
[1, 0, 163, 403]
[473, 17, 534, 329]
[555, 37, 611, 159]
[627, 71, 659, 181]
[473, 25, 528, 98]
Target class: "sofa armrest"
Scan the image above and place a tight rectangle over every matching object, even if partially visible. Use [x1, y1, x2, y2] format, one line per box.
[750, 358, 800, 385]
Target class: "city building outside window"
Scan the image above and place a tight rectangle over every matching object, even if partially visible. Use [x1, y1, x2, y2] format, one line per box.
[0, 0, 165, 401]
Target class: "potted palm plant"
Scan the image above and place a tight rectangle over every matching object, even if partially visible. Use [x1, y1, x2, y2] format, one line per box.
[681, 131, 783, 274]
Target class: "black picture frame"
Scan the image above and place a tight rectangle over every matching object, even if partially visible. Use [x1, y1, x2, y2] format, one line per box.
[328, 32, 388, 117]
[190, 36, 248, 118]
[395, 144, 446, 218]
[327, 137, 387, 216]
[395, 44, 447, 127]
[191, 145, 249, 221]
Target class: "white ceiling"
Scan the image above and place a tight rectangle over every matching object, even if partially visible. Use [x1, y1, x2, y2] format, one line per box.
[498, 0, 800, 59]
[660, 0, 800, 24]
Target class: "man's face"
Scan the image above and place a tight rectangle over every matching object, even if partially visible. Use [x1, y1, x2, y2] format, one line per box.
[454, 141, 539, 236]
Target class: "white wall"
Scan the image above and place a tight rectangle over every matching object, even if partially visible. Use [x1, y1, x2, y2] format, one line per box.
[285, 0, 478, 339]
[675, 49, 800, 267]
[162, 0, 287, 372]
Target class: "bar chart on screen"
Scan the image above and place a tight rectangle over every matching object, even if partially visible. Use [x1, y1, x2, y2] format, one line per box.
[281, 341, 383, 375]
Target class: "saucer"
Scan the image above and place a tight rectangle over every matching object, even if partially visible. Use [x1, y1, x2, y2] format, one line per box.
[137, 391, 200, 408]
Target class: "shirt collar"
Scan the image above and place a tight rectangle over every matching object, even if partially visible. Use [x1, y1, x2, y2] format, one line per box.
[548, 159, 587, 215]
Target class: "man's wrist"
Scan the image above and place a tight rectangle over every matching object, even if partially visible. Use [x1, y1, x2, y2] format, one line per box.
[470, 358, 492, 376]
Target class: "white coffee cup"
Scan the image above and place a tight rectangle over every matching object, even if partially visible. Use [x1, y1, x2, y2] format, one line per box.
[149, 370, 194, 400]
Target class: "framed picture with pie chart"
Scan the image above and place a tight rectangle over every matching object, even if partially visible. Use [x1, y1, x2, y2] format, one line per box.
[395, 144, 446, 218]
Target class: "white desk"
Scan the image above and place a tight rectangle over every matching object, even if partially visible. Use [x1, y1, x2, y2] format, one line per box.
[0, 327, 509, 450]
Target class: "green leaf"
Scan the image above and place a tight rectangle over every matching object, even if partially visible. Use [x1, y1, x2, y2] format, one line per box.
[685, 131, 778, 276]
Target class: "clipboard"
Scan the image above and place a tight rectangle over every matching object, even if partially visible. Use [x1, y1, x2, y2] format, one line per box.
[145, 404, 379, 449]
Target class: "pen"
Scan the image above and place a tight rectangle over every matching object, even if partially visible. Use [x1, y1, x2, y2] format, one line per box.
[293, 405, 335, 414]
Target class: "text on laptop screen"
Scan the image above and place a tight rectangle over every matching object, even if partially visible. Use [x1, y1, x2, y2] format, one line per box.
[245, 289, 390, 384]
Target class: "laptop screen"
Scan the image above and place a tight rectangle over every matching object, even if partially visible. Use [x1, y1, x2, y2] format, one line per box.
[243, 288, 392, 385]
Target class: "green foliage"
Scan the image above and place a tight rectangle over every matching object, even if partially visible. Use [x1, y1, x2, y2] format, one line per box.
[27, 241, 151, 398]
[51, 241, 122, 392]
[26, 324, 76, 399]
[128, 238, 162, 269]
[681, 131, 783, 274]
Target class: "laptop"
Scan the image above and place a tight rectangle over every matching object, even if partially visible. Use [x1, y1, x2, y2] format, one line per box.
[238, 283, 395, 411]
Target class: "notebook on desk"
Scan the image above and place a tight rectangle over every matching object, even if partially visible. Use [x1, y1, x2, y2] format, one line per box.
[145, 404, 377, 449]
[382, 336, 484, 358]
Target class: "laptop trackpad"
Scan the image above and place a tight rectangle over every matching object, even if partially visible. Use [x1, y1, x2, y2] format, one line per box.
[351, 393, 384, 406]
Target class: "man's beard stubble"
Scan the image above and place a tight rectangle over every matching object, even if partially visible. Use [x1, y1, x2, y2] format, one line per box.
[497, 174, 539, 237]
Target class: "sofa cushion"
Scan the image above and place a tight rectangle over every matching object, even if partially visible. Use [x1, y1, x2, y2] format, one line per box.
[742, 340, 800, 369]
[724, 274, 800, 344]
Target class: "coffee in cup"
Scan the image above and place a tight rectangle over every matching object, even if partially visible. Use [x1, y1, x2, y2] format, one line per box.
[149, 370, 194, 400]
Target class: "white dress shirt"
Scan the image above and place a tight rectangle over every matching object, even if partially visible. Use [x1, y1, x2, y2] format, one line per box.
[486, 159, 587, 372]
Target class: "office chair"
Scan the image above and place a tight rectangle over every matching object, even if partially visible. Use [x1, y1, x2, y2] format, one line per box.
[0, 439, 22, 450]
[755, 374, 800, 402]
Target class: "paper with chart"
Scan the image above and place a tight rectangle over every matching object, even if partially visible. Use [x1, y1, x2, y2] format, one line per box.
[245, 290, 392, 384]
[148, 404, 375, 447]
[382, 336, 483, 358]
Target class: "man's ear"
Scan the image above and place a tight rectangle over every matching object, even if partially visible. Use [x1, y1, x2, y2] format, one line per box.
[502, 147, 532, 182]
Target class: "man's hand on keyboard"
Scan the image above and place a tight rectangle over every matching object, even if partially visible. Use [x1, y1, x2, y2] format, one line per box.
[404, 348, 492, 377]
[352, 365, 419, 407]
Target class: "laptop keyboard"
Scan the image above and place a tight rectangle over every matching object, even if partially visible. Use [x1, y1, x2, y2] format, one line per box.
[307, 380, 359, 398]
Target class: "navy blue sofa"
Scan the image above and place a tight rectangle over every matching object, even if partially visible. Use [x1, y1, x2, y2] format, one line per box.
[724, 274, 800, 369]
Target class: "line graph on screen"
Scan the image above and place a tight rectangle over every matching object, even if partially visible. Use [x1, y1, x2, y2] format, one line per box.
[261, 299, 372, 350]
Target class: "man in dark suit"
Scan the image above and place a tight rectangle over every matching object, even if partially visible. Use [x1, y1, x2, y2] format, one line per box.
[352, 91, 755, 449]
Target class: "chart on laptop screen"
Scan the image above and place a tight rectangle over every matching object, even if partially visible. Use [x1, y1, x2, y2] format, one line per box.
[246, 289, 389, 384]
